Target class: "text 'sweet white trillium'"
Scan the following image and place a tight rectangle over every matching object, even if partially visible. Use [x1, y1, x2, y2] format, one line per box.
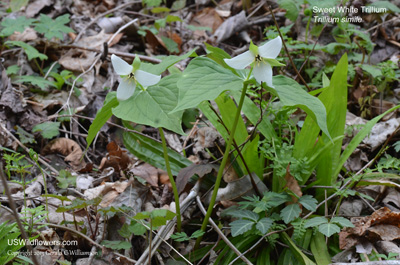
[111, 54, 161, 101]
[223, 36, 283, 87]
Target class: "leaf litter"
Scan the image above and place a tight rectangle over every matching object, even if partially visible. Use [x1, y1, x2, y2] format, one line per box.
[0, 0, 400, 264]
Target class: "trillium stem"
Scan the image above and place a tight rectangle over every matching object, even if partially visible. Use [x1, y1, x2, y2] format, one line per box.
[195, 82, 249, 249]
[158, 127, 182, 232]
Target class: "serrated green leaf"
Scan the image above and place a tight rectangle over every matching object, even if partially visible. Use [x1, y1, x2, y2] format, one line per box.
[171, 232, 190, 242]
[5, 41, 47, 61]
[118, 223, 133, 239]
[34, 14, 74, 40]
[6, 65, 20, 76]
[15, 75, 55, 90]
[32, 121, 60, 139]
[134, 211, 151, 220]
[304, 217, 328, 228]
[280, 204, 302, 224]
[256, 217, 273, 234]
[191, 230, 205, 239]
[113, 74, 184, 134]
[172, 57, 243, 112]
[298, 195, 318, 212]
[227, 209, 259, 222]
[16, 125, 36, 144]
[230, 219, 255, 237]
[331, 217, 354, 228]
[129, 221, 147, 236]
[101, 240, 132, 250]
[86, 92, 119, 149]
[318, 223, 340, 237]
[360, 64, 382, 78]
[0, 16, 34, 37]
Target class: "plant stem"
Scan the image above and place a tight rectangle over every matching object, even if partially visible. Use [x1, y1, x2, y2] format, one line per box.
[195, 83, 248, 249]
[158, 127, 181, 232]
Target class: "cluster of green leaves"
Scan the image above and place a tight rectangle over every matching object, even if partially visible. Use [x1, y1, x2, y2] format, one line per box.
[104, 209, 176, 250]
[0, 221, 27, 265]
[224, 191, 318, 237]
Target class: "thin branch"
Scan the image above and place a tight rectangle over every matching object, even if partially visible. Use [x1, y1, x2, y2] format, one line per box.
[196, 196, 254, 265]
[0, 122, 58, 175]
[267, 6, 311, 91]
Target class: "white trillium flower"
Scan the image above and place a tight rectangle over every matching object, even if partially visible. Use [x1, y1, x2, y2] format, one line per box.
[223, 36, 283, 87]
[111, 54, 161, 101]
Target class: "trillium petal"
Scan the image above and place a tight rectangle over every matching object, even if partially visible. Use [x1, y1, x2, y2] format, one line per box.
[253, 62, 273, 87]
[135, 70, 161, 87]
[258, 36, 282, 59]
[223, 51, 254, 69]
[111, 54, 133, 76]
[117, 79, 136, 101]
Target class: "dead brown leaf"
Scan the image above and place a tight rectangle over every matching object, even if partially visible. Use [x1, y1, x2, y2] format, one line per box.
[99, 141, 131, 172]
[176, 163, 219, 194]
[130, 163, 159, 187]
[42, 138, 85, 169]
[284, 163, 302, 202]
[339, 207, 400, 250]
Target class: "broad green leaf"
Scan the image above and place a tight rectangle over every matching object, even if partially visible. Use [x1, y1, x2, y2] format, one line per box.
[232, 91, 276, 140]
[229, 219, 255, 237]
[34, 14, 74, 40]
[5, 41, 47, 61]
[150, 209, 176, 220]
[281, 232, 316, 265]
[32, 121, 60, 139]
[113, 74, 184, 134]
[86, 92, 119, 148]
[360, 64, 382, 78]
[172, 57, 243, 112]
[129, 221, 147, 236]
[279, 0, 300, 21]
[310, 232, 331, 265]
[331, 217, 354, 227]
[294, 54, 348, 186]
[305, 217, 328, 228]
[227, 209, 259, 222]
[272, 75, 331, 139]
[160, 36, 179, 54]
[123, 130, 191, 176]
[280, 204, 302, 224]
[16, 125, 36, 144]
[140, 49, 197, 75]
[369, 1, 400, 13]
[101, 240, 132, 250]
[256, 217, 273, 234]
[0, 16, 34, 37]
[318, 223, 340, 237]
[334, 105, 400, 179]
[298, 195, 318, 212]
[134, 211, 151, 220]
[9, 0, 29, 12]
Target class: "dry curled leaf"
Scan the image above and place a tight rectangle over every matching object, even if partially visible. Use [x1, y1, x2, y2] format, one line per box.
[42, 138, 85, 169]
[99, 141, 131, 172]
[176, 163, 219, 194]
[284, 163, 302, 202]
[339, 207, 400, 250]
